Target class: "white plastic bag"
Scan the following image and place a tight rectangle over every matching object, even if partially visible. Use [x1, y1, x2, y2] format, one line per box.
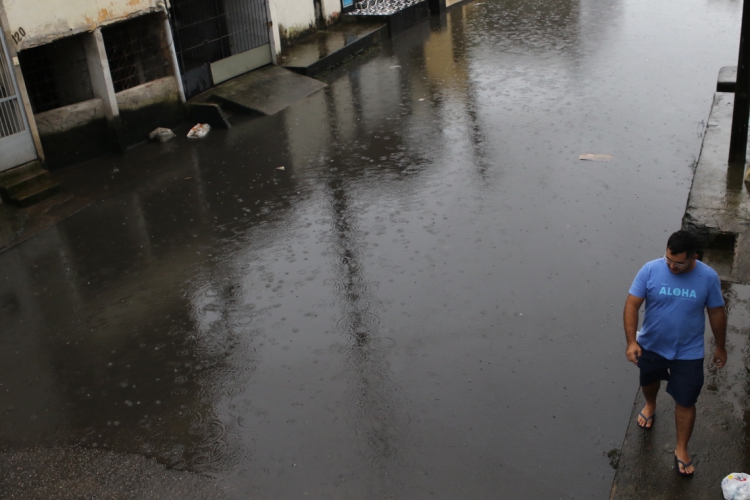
[187, 123, 211, 139]
[722, 473, 750, 500]
[148, 127, 176, 143]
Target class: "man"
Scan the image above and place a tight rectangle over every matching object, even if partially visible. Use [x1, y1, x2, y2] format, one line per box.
[623, 230, 727, 476]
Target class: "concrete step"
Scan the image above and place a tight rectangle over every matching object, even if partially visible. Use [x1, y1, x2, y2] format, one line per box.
[717, 66, 736, 93]
[0, 160, 61, 207]
[13, 179, 61, 208]
[0, 160, 45, 186]
[2, 170, 53, 198]
[280, 23, 388, 77]
[209, 66, 326, 116]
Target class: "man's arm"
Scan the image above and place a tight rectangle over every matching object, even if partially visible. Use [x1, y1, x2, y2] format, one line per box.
[624, 294, 645, 365]
[707, 305, 727, 368]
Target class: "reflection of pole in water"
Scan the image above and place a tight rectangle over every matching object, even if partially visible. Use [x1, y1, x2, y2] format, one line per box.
[325, 176, 405, 490]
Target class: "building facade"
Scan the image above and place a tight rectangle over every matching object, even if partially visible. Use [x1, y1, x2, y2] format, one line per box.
[0, 0, 341, 171]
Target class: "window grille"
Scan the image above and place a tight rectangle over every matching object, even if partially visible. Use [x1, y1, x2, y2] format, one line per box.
[102, 14, 170, 93]
[18, 35, 94, 114]
[0, 41, 26, 137]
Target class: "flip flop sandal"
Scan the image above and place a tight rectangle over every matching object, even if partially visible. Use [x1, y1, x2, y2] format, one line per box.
[675, 455, 694, 476]
[637, 411, 655, 429]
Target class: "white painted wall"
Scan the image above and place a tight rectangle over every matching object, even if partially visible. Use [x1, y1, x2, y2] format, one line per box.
[3, 0, 161, 50]
[267, 0, 342, 47]
[321, 0, 341, 23]
[268, 0, 315, 43]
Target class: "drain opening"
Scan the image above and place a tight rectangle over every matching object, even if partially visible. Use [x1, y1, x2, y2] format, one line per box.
[702, 232, 736, 276]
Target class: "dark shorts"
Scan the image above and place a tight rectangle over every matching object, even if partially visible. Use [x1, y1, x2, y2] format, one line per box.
[638, 348, 704, 407]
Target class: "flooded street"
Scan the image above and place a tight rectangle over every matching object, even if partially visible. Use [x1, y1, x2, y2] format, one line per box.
[0, 0, 743, 497]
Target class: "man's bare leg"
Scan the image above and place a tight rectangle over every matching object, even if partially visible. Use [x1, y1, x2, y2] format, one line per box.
[675, 403, 696, 474]
[638, 381, 659, 428]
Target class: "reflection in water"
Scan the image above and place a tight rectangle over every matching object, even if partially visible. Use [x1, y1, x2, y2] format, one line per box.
[426, 11, 491, 183]
[0, 119, 301, 474]
[326, 175, 405, 493]
[726, 163, 745, 193]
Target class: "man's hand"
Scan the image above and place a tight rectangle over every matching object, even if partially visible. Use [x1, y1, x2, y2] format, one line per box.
[713, 347, 727, 368]
[626, 342, 641, 365]
[623, 294, 645, 365]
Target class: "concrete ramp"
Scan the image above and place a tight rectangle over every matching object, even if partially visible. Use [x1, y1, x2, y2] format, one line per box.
[209, 65, 326, 116]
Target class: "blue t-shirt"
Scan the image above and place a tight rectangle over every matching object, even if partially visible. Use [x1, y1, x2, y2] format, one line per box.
[629, 258, 724, 360]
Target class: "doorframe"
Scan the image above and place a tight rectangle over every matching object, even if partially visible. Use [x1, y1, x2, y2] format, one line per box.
[264, 0, 280, 62]
[0, 3, 44, 163]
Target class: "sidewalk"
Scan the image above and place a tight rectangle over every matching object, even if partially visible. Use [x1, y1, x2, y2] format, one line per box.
[610, 91, 750, 498]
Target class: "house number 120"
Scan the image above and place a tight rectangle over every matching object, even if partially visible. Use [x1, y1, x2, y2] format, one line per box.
[11, 27, 26, 44]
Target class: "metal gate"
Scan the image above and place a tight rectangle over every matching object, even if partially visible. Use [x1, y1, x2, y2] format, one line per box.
[0, 28, 36, 172]
[169, 0, 272, 99]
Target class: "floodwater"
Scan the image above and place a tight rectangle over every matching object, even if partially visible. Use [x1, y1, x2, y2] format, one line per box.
[0, 0, 743, 498]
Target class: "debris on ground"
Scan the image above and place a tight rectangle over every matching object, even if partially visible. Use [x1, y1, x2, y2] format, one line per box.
[148, 128, 176, 143]
[579, 153, 613, 161]
[722, 473, 750, 500]
[276, 166, 285, 171]
[187, 124, 211, 139]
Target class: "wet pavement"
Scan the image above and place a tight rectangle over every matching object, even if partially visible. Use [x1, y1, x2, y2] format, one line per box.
[0, 0, 744, 498]
[279, 23, 388, 76]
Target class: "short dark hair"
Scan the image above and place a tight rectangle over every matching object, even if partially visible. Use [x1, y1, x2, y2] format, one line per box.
[667, 230, 700, 257]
